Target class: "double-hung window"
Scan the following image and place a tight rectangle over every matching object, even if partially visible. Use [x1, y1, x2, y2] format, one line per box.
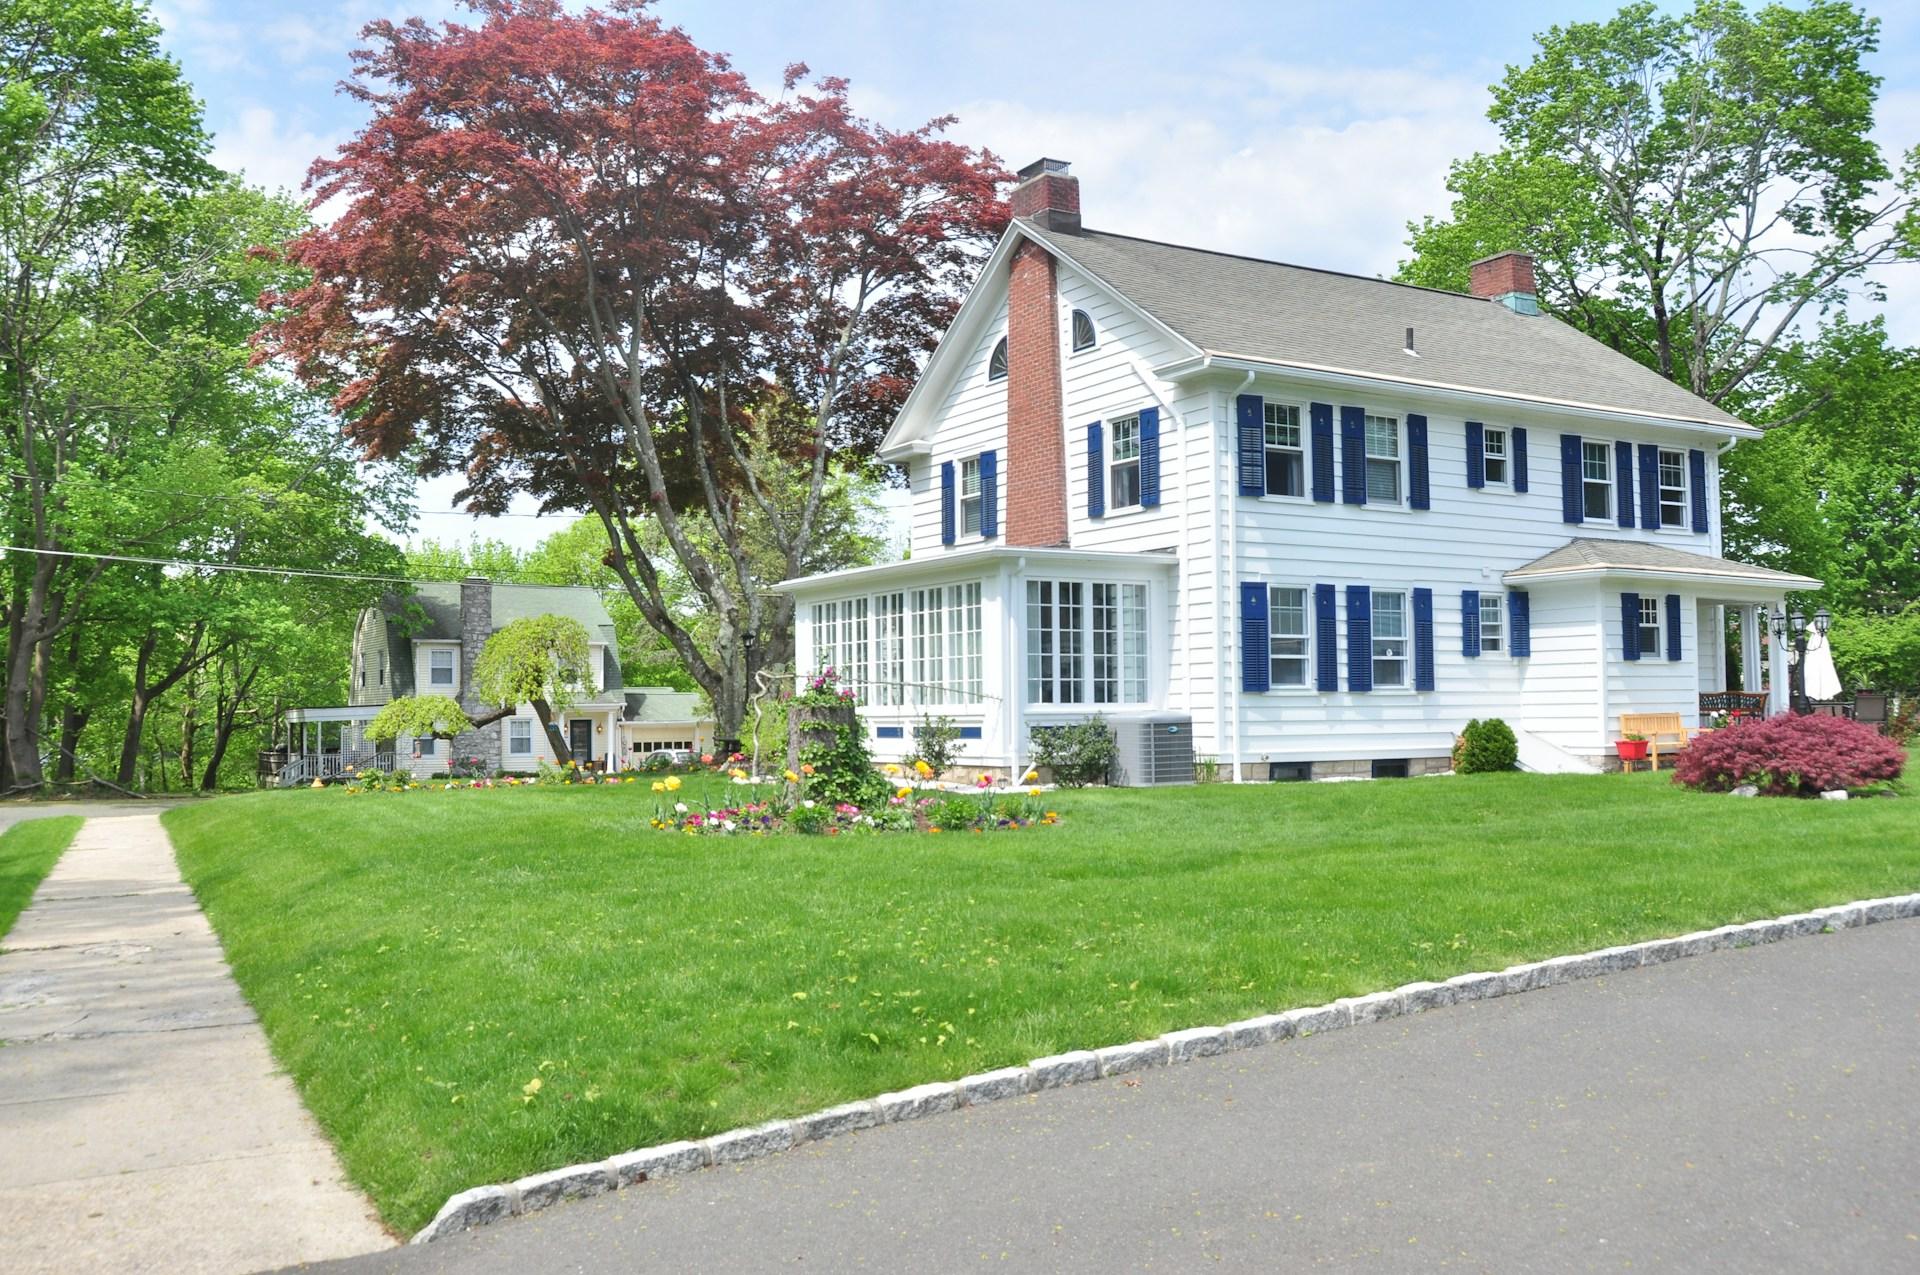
[1372, 590, 1408, 687]
[1581, 441, 1612, 520]
[1483, 428, 1508, 485]
[1657, 448, 1687, 527]
[1364, 414, 1401, 503]
[1637, 596, 1662, 657]
[429, 648, 454, 687]
[1109, 414, 1142, 509]
[1479, 594, 1504, 653]
[959, 456, 983, 537]
[417, 733, 436, 756]
[1263, 403, 1304, 497]
[1268, 586, 1309, 687]
[508, 719, 533, 756]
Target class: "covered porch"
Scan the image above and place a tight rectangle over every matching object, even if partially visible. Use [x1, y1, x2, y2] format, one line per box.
[268, 705, 389, 787]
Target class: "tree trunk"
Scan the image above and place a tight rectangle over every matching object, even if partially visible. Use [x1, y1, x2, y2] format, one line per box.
[786, 699, 856, 777]
[178, 668, 199, 789]
[199, 663, 259, 792]
[54, 707, 88, 784]
[530, 699, 571, 762]
[4, 614, 45, 790]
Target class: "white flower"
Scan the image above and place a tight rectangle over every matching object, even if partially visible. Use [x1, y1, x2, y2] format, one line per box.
[674, 801, 688, 813]
[803, 799, 815, 808]
[722, 819, 736, 831]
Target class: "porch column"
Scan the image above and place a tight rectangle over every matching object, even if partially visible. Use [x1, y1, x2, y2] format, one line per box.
[1740, 605, 1764, 694]
[1768, 605, 1790, 715]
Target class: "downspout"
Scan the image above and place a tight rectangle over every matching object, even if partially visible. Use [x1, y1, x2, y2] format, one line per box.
[1226, 366, 1254, 782]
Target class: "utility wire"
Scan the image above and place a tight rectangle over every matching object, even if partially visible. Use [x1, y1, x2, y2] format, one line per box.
[1, 469, 579, 520]
[0, 544, 414, 583]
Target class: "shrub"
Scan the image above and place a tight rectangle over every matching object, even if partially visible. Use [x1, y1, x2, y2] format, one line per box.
[1455, 718, 1519, 774]
[1673, 713, 1906, 796]
[786, 801, 832, 835]
[910, 715, 962, 778]
[1030, 717, 1117, 788]
[930, 795, 979, 831]
[1885, 700, 1916, 745]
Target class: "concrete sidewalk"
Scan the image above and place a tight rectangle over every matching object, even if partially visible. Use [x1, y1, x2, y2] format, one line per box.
[0, 814, 391, 1273]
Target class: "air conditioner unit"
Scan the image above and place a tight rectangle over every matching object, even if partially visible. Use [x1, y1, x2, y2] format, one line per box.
[1111, 716, 1195, 787]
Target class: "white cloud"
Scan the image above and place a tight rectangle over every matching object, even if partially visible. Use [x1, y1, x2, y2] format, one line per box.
[208, 104, 341, 199]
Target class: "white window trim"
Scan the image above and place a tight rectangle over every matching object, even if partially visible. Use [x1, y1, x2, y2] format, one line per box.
[1261, 402, 1307, 500]
[1656, 447, 1689, 532]
[1026, 577, 1152, 707]
[1363, 413, 1404, 507]
[1267, 584, 1313, 690]
[507, 718, 534, 756]
[1070, 308, 1096, 353]
[1371, 588, 1410, 689]
[1636, 596, 1663, 659]
[1478, 592, 1505, 654]
[959, 456, 984, 539]
[1107, 413, 1143, 512]
[427, 646, 456, 688]
[1482, 427, 1510, 488]
[1581, 440, 1613, 521]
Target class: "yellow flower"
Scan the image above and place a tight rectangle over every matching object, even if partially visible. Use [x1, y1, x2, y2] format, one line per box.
[883, 763, 901, 775]
[1022, 769, 1039, 782]
[978, 773, 991, 783]
[896, 786, 913, 800]
[651, 781, 666, 793]
[783, 769, 800, 783]
[1028, 787, 1042, 797]
[664, 775, 682, 791]
[728, 767, 747, 780]
[914, 760, 933, 778]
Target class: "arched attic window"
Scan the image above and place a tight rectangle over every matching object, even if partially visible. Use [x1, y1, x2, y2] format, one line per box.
[987, 336, 1008, 382]
[1071, 309, 1095, 352]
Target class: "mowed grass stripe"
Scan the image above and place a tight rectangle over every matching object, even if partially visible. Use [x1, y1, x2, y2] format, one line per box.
[167, 764, 1920, 1231]
[0, 816, 83, 941]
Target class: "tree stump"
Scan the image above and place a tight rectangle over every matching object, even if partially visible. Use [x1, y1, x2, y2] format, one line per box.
[787, 700, 857, 777]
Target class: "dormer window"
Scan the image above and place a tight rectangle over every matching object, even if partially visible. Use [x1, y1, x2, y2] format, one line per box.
[1070, 309, 1095, 352]
[987, 336, 1008, 382]
[429, 649, 454, 687]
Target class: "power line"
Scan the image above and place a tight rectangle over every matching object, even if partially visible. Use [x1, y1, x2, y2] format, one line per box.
[0, 470, 583, 521]
[0, 544, 413, 583]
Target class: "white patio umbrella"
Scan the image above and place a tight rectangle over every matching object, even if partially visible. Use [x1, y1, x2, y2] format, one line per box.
[1802, 629, 1843, 701]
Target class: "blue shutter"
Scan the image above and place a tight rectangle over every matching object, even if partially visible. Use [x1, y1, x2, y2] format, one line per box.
[1465, 421, 1485, 489]
[1620, 591, 1640, 661]
[940, 461, 955, 545]
[1559, 434, 1583, 523]
[1139, 407, 1161, 508]
[1235, 395, 1264, 496]
[1689, 449, 1709, 532]
[1314, 583, 1338, 690]
[1666, 593, 1682, 661]
[979, 449, 998, 538]
[1509, 590, 1530, 658]
[1310, 403, 1335, 503]
[1346, 585, 1372, 691]
[1512, 427, 1529, 492]
[1615, 439, 1636, 528]
[1340, 407, 1367, 505]
[1086, 421, 1104, 519]
[1407, 414, 1430, 510]
[1637, 444, 1659, 528]
[1240, 582, 1270, 693]
[1461, 589, 1481, 657]
[1413, 587, 1435, 691]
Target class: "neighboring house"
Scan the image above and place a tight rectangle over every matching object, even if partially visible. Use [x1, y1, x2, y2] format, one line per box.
[280, 576, 714, 781]
[778, 158, 1817, 779]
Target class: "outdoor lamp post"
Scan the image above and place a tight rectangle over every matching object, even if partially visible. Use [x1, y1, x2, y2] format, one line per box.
[1770, 605, 1832, 714]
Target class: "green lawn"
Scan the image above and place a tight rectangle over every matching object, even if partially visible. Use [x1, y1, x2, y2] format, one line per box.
[0, 816, 82, 941]
[167, 767, 1920, 1232]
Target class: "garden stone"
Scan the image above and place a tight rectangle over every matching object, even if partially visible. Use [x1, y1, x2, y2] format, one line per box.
[1337, 990, 1405, 1025]
[959, 1066, 1032, 1106]
[1027, 1050, 1099, 1089]
[514, 1161, 614, 1211]
[1095, 1038, 1170, 1077]
[1442, 971, 1502, 1003]
[1860, 898, 1903, 924]
[416, 1184, 517, 1242]
[1779, 912, 1828, 938]
[1819, 789, 1850, 800]
[1224, 1014, 1290, 1050]
[1395, 981, 1453, 1013]
[875, 1081, 960, 1122]
[608, 1140, 709, 1187]
[706, 1119, 796, 1165]
[1286, 1003, 1351, 1037]
[1730, 785, 1759, 797]
[794, 1100, 881, 1143]
[1897, 894, 1920, 919]
[1161, 1026, 1230, 1062]
[1631, 937, 1688, 966]
[1496, 964, 1544, 995]
[1813, 904, 1864, 930]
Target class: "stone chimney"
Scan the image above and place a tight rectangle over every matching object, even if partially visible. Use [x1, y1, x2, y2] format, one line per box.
[1469, 251, 1540, 315]
[453, 575, 499, 762]
[1009, 157, 1080, 233]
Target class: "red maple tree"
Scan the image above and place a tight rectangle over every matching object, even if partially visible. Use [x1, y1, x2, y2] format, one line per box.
[260, 0, 1007, 739]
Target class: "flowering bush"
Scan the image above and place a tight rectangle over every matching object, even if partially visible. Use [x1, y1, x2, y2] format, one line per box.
[1673, 713, 1906, 796]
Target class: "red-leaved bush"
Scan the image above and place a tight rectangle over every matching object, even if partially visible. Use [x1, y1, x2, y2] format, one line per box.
[1673, 713, 1907, 796]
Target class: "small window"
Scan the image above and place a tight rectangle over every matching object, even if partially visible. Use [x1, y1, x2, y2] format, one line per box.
[1364, 414, 1400, 503]
[1658, 448, 1687, 527]
[429, 648, 454, 687]
[1637, 596, 1661, 657]
[1479, 594, 1504, 653]
[1372, 590, 1408, 688]
[358, 655, 366, 688]
[1582, 441, 1612, 520]
[987, 336, 1008, 382]
[378, 653, 386, 686]
[417, 734, 437, 756]
[1109, 414, 1142, 509]
[1483, 428, 1508, 485]
[1263, 403, 1304, 497]
[1371, 758, 1410, 779]
[508, 719, 533, 756]
[960, 456, 983, 536]
[1268, 586, 1310, 688]
[1070, 309, 1095, 352]
[1269, 761, 1312, 782]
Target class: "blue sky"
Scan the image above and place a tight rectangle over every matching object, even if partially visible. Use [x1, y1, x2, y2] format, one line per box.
[153, 1, 1920, 549]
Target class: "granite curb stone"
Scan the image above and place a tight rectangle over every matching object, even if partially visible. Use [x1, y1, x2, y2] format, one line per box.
[411, 890, 1920, 1244]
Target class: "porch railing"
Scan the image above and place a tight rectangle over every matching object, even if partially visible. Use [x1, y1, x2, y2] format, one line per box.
[270, 749, 397, 787]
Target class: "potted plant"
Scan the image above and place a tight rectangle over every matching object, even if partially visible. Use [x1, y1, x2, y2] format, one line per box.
[1615, 732, 1650, 762]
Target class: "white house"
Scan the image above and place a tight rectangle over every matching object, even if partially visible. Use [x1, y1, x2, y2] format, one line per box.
[777, 158, 1818, 780]
[280, 577, 714, 781]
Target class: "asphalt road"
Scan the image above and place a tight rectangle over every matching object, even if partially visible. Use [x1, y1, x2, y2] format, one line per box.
[308, 919, 1920, 1274]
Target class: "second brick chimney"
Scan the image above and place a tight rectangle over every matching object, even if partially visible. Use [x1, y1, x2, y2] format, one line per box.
[1469, 251, 1540, 315]
[1010, 157, 1080, 233]
[1002, 159, 1079, 547]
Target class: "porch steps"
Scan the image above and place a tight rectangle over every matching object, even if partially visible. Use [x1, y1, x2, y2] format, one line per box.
[1511, 728, 1604, 776]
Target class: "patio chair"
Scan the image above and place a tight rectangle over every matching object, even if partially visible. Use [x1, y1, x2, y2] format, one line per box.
[1852, 691, 1889, 728]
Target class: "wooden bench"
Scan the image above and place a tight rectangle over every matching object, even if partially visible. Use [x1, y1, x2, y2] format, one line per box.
[1619, 712, 1691, 770]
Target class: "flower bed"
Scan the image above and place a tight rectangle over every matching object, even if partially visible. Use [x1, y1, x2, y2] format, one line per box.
[651, 763, 1059, 836]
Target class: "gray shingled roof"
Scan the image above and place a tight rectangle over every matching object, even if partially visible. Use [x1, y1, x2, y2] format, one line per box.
[622, 689, 708, 724]
[381, 581, 624, 693]
[1020, 219, 1748, 429]
[1506, 538, 1818, 586]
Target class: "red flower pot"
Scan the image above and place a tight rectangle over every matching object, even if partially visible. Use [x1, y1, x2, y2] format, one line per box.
[1615, 739, 1650, 761]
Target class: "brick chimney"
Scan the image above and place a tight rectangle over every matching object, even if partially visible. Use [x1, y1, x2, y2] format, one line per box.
[1469, 251, 1540, 315]
[1010, 157, 1080, 233]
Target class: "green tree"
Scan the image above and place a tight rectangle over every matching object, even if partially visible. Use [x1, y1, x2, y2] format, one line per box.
[468, 615, 593, 761]
[365, 696, 474, 747]
[1399, 1, 1918, 408]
